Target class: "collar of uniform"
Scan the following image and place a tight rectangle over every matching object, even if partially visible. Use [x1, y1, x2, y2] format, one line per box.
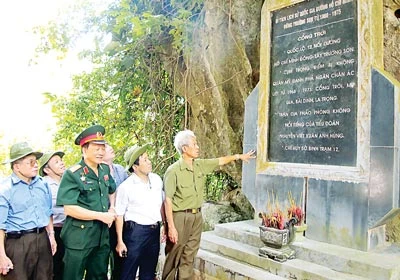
[79, 159, 95, 177]
[79, 159, 106, 172]
[178, 158, 196, 171]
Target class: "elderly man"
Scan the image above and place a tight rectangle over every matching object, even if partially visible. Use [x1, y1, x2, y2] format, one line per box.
[0, 142, 57, 279]
[39, 151, 66, 280]
[115, 144, 165, 280]
[56, 125, 117, 280]
[162, 130, 255, 280]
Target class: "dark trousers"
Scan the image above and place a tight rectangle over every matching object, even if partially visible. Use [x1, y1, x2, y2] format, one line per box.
[121, 221, 160, 280]
[53, 227, 65, 280]
[109, 222, 122, 280]
[62, 244, 110, 280]
[3, 230, 53, 280]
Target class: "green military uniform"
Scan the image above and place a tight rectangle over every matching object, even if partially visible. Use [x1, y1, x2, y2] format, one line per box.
[56, 124, 117, 280]
[57, 160, 116, 279]
[162, 158, 219, 280]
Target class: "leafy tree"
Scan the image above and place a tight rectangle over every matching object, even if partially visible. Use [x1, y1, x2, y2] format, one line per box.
[35, 0, 200, 173]
[34, 0, 261, 209]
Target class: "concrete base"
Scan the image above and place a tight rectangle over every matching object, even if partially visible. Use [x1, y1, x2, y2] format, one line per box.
[194, 220, 400, 280]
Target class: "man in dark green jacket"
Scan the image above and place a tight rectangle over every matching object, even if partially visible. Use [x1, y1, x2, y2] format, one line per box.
[57, 125, 117, 280]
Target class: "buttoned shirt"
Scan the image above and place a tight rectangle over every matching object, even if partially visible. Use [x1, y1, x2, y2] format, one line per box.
[115, 172, 164, 225]
[43, 176, 65, 226]
[0, 173, 52, 232]
[164, 158, 219, 211]
[56, 160, 116, 249]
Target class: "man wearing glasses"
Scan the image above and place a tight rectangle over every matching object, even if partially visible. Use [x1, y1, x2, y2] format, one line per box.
[0, 142, 57, 279]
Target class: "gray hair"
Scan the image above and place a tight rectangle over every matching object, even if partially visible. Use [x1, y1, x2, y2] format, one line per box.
[174, 130, 196, 155]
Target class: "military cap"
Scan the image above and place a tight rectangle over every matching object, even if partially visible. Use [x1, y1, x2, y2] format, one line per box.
[124, 144, 150, 171]
[39, 151, 65, 176]
[74, 125, 106, 146]
[3, 141, 43, 164]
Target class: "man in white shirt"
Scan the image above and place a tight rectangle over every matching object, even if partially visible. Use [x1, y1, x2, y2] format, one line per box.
[115, 144, 165, 280]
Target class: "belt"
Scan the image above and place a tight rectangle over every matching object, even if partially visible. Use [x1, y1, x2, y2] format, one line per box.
[6, 227, 46, 239]
[177, 208, 201, 214]
[124, 221, 160, 229]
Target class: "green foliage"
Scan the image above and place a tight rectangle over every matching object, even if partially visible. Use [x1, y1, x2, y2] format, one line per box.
[205, 170, 239, 202]
[36, 0, 204, 174]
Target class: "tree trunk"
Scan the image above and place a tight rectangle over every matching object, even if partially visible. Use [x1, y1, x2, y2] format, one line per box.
[172, 0, 264, 182]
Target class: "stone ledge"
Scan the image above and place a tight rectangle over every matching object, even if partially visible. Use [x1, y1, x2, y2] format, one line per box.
[194, 250, 287, 280]
[201, 231, 369, 280]
[203, 219, 400, 279]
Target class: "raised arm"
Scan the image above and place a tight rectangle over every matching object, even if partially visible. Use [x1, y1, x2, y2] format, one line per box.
[218, 149, 256, 166]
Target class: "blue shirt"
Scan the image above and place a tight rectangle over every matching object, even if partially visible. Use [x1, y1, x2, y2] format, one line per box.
[112, 163, 128, 187]
[0, 173, 53, 232]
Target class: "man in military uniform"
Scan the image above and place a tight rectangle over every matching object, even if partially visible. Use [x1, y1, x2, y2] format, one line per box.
[56, 125, 117, 280]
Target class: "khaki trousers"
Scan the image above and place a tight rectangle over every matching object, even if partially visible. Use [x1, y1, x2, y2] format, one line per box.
[162, 211, 203, 280]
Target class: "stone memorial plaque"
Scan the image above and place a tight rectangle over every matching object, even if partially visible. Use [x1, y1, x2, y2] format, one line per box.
[268, 0, 358, 166]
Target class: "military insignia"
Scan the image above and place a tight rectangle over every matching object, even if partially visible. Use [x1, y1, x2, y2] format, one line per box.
[104, 174, 109, 181]
[69, 164, 82, 173]
[80, 173, 86, 182]
[83, 166, 89, 175]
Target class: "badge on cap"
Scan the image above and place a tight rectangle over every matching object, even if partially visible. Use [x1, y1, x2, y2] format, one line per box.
[74, 125, 106, 146]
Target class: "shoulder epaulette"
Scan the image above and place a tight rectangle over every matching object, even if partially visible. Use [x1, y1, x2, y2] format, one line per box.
[69, 164, 82, 173]
[99, 163, 110, 171]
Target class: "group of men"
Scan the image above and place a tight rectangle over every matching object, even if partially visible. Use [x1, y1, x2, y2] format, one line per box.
[0, 125, 255, 280]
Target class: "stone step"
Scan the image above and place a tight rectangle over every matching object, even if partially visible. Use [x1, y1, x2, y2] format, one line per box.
[200, 230, 370, 280]
[194, 249, 287, 280]
[211, 220, 400, 280]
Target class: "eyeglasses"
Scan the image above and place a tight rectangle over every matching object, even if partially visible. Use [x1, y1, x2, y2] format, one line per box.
[21, 159, 38, 167]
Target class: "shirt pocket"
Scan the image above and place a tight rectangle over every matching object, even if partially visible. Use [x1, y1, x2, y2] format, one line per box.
[81, 181, 97, 192]
[71, 219, 93, 229]
[10, 191, 33, 214]
[178, 182, 195, 199]
[11, 200, 31, 214]
[61, 220, 95, 249]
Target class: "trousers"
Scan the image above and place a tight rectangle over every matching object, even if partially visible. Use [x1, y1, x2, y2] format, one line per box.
[62, 243, 110, 280]
[120, 221, 160, 280]
[3, 230, 52, 280]
[162, 211, 203, 280]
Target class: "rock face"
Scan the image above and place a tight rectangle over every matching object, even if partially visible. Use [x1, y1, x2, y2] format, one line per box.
[383, 0, 400, 82]
[172, 0, 263, 183]
[383, 0, 400, 242]
[202, 198, 253, 231]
